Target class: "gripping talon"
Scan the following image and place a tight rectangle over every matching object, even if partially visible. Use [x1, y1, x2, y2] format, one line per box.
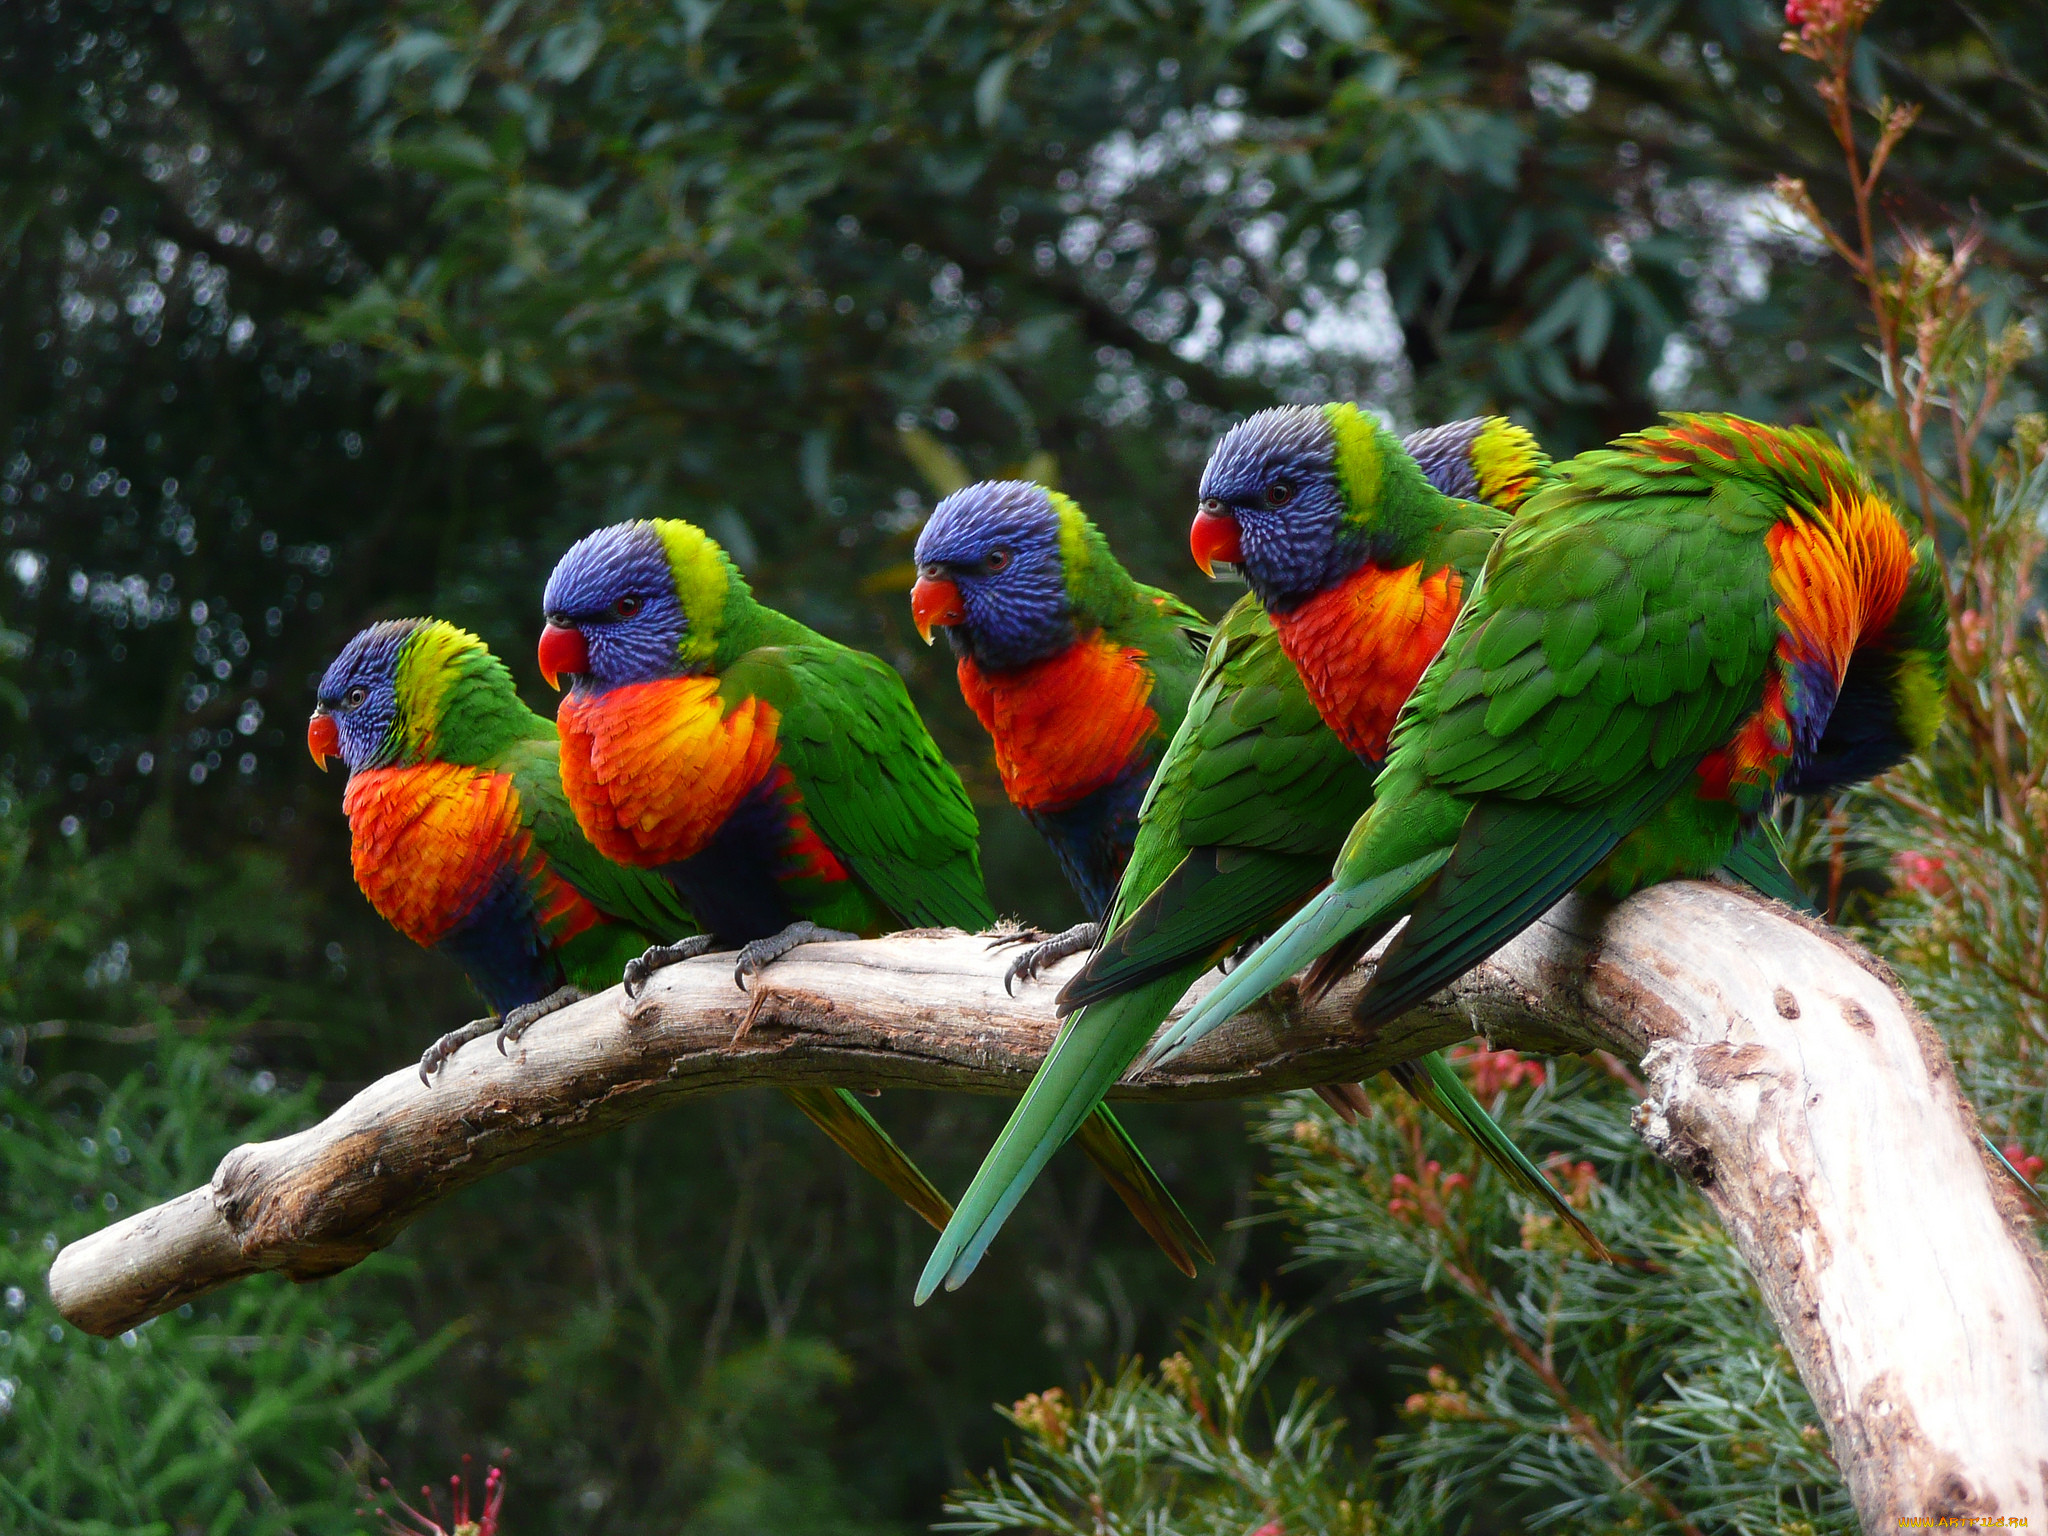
[731, 921, 861, 990]
[1000, 921, 1101, 995]
[420, 1014, 502, 1085]
[622, 934, 719, 999]
[496, 984, 585, 1054]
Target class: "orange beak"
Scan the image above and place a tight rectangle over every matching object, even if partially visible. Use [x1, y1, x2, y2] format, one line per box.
[538, 623, 589, 690]
[1189, 509, 1243, 578]
[909, 574, 966, 645]
[307, 712, 339, 771]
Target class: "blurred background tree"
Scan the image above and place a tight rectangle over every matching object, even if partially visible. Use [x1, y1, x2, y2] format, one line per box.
[1, 0, 2041, 1528]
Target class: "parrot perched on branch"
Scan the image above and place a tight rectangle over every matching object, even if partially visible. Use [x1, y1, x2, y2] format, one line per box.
[1150, 413, 1948, 1071]
[916, 413, 1606, 1301]
[309, 618, 957, 1229]
[535, 519, 1211, 1274]
[909, 479, 1211, 990]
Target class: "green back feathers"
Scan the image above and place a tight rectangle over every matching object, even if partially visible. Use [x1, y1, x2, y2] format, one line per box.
[392, 621, 546, 767]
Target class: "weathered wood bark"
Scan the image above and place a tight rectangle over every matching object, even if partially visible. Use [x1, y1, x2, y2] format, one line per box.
[45, 881, 2048, 1531]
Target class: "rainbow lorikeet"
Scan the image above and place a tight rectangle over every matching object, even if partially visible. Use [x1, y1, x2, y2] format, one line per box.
[908, 480, 1211, 990]
[309, 618, 956, 1229]
[535, 519, 1211, 1274]
[917, 412, 1611, 1300]
[1149, 413, 1948, 1071]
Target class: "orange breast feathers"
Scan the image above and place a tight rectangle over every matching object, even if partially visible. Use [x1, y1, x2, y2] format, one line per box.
[556, 676, 783, 868]
[1270, 562, 1465, 762]
[343, 762, 594, 948]
[957, 634, 1160, 813]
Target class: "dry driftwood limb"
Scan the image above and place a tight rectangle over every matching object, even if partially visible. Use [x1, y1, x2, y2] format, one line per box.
[45, 881, 2048, 1529]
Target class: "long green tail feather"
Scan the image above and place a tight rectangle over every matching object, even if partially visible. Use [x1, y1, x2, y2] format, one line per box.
[1145, 851, 1450, 1070]
[780, 1086, 954, 1232]
[1388, 1053, 1618, 1264]
[1058, 846, 1325, 1014]
[1074, 1105, 1213, 1278]
[917, 971, 1196, 1302]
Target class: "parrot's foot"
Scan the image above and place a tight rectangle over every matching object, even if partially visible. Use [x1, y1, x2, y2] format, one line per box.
[419, 1015, 503, 1086]
[994, 921, 1100, 995]
[732, 922, 860, 989]
[623, 934, 720, 999]
[497, 984, 585, 1054]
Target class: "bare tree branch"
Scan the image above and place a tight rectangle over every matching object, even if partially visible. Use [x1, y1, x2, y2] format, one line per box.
[45, 881, 2048, 1528]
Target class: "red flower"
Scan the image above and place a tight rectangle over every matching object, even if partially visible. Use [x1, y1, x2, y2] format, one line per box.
[1543, 1155, 1603, 1211]
[367, 1457, 506, 1536]
[1451, 1043, 1547, 1099]
[1892, 850, 1951, 896]
[1784, 0, 1844, 36]
[1388, 1160, 1468, 1227]
[2004, 1143, 2046, 1184]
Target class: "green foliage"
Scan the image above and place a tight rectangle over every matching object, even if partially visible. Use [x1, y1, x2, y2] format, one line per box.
[4, 0, 2046, 1527]
[0, 1020, 450, 1532]
[943, 1300, 1393, 1536]
[1264, 1075, 1849, 1533]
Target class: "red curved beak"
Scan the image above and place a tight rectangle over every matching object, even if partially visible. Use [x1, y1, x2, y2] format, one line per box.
[307, 712, 339, 771]
[909, 575, 966, 646]
[538, 623, 589, 690]
[1189, 510, 1243, 578]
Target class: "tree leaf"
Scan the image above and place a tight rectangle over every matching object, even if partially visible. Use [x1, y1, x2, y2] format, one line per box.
[975, 54, 1017, 131]
[1299, 0, 1370, 46]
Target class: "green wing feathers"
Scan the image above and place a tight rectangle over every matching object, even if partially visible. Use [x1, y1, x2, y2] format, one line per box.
[500, 734, 699, 941]
[1355, 760, 1700, 1031]
[1069, 597, 1375, 1007]
[495, 711, 966, 1238]
[732, 644, 996, 932]
[1720, 821, 1815, 914]
[1059, 846, 1327, 1011]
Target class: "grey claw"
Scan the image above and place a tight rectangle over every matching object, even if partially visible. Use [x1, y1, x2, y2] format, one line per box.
[999, 922, 1100, 994]
[497, 985, 584, 1054]
[420, 1013, 505, 1085]
[1003, 952, 1033, 996]
[623, 935, 719, 999]
[731, 922, 862, 991]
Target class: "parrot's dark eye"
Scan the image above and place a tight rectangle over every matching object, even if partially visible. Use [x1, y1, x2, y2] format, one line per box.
[985, 548, 1011, 573]
[613, 594, 642, 618]
[1263, 481, 1294, 509]
[344, 686, 368, 710]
